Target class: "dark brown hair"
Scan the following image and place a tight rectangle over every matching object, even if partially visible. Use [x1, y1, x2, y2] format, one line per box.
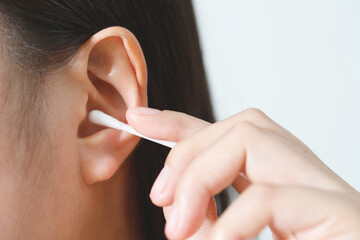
[0, 0, 228, 239]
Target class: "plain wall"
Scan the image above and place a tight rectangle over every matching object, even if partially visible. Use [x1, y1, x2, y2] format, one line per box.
[193, 0, 360, 192]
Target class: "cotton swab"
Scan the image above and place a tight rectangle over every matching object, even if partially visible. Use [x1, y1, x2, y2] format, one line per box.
[88, 110, 176, 148]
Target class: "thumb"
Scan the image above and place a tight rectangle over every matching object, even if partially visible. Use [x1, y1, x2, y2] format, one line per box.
[126, 107, 210, 143]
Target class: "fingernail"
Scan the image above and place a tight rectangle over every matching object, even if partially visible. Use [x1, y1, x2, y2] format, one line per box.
[165, 202, 180, 237]
[131, 107, 161, 116]
[150, 165, 170, 198]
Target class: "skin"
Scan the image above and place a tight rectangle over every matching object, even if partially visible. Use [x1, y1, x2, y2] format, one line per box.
[0, 27, 147, 240]
[127, 107, 360, 240]
[1, 24, 358, 239]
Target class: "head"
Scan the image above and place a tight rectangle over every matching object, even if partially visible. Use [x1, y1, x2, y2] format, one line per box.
[0, 1, 227, 239]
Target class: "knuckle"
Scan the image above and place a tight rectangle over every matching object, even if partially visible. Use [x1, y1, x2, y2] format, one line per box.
[233, 121, 259, 137]
[251, 184, 277, 200]
[162, 110, 174, 115]
[177, 172, 193, 191]
[210, 227, 227, 240]
[163, 111, 189, 141]
[163, 111, 202, 141]
[175, 177, 197, 202]
[242, 107, 266, 119]
[166, 142, 195, 167]
[165, 144, 182, 166]
[176, 168, 211, 199]
[172, 121, 188, 141]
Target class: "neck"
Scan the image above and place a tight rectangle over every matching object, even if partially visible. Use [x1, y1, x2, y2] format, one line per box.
[80, 160, 143, 240]
[0, 156, 143, 240]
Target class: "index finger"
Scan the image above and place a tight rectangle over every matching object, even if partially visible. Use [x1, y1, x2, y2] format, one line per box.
[126, 107, 210, 143]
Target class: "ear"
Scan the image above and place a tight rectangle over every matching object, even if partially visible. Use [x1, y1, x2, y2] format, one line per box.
[74, 27, 147, 185]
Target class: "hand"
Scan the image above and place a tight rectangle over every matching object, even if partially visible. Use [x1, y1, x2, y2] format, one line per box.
[127, 107, 360, 240]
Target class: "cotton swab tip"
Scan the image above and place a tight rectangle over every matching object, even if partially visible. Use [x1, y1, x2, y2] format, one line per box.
[88, 110, 176, 148]
[88, 110, 122, 130]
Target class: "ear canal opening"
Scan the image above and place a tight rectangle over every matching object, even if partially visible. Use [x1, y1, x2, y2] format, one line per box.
[77, 105, 107, 138]
[77, 70, 127, 138]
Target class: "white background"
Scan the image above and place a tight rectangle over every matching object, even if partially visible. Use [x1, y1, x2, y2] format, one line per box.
[193, 1, 360, 238]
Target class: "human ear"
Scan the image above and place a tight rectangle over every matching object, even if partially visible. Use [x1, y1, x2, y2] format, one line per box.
[73, 27, 147, 185]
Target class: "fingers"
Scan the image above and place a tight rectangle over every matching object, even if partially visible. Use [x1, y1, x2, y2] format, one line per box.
[126, 107, 210, 142]
[209, 184, 360, 240]
[126, 107, 262, 205]
[163, 122, 259, 239]
[162, 119, 357, 239]
[127, 107, 358, 240]
[232, 174, 251, 193]
[163, 198, 218, 240]
[127, 107, 284, 147]
[160, 115, 354, 210]
[185, 198, 218, 240]
[146, 108, 285, 206]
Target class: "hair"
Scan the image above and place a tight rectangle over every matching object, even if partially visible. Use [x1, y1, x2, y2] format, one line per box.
[0, 0, 228, 239]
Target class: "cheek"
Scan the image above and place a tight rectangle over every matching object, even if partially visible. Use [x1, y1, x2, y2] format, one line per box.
[53, 131, 81, 177]
[45, 130, 93, 234]
[42, 83, 94, 224]
[44, 72, 89, 181]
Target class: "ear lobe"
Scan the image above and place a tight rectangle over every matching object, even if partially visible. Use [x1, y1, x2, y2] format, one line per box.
[78, 129, 137, 185]
[75, 27, 147, 185]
